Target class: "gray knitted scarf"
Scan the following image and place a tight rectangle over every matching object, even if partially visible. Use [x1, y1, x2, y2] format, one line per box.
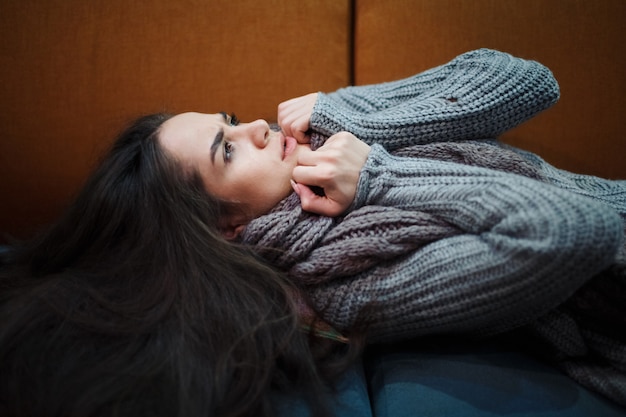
[242, 139, 626, 406]
[241, 139, 543, 284]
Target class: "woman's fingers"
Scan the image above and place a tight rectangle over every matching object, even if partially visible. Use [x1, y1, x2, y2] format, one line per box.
[277, 93, 318, 143]
[291, 132, 370, 216]
[291, 180, 345, 217]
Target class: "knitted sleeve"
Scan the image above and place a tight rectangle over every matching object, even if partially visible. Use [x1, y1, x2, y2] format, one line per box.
[308, 145, 623, 342]
[309, 49, 560, 150]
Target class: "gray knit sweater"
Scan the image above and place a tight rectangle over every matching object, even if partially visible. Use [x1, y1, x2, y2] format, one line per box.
[242, 49, 626, 405]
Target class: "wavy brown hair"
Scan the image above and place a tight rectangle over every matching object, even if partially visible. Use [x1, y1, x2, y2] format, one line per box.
[0, 114, 356, 416]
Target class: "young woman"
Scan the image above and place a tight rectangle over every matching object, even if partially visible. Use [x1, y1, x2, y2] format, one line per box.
[159, 49, 626, 405]
[1, 49, 624, 414]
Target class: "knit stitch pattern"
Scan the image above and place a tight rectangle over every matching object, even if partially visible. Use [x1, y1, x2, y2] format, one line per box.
[310, 48, 560, 150]
[243, 49, 626, 406]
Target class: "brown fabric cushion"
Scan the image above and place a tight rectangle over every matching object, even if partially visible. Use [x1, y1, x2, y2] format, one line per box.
[0, 0, 352, 240]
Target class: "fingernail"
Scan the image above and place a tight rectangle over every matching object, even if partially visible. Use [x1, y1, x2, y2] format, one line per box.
[290, 179, 300, 195]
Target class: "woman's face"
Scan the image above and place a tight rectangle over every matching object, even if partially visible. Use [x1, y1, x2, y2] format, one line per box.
[159, 112, 306, 225]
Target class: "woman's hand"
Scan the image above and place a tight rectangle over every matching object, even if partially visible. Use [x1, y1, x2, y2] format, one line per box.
[291, 132, 370, 217]
[277, 93, 318, 143]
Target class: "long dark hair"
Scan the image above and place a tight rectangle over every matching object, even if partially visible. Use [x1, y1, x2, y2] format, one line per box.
[0, 114, 354, 416]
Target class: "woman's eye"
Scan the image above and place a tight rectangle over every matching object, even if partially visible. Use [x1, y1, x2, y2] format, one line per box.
[219, 111, 240, 126]
[223, 142, 234, 162]
[228, 113, 239, 126]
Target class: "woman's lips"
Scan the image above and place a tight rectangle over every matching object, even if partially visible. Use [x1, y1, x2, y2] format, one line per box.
[283, 135, 297, 160]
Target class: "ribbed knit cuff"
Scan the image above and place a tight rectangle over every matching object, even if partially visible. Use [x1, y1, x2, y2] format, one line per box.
[350, 144, 389, 211]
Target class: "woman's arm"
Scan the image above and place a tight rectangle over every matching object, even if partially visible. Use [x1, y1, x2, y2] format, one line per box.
[307, 145, 623, 341]
[309, 49, 560, 150]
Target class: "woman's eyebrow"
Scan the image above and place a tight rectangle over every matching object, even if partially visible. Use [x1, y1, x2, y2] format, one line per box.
[210, 112, 230, 164]
[210, 129, 224, 164]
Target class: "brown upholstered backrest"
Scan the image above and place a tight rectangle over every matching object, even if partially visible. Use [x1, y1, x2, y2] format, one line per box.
[1, 0, 624, 242]
[0, 0, 352, 241]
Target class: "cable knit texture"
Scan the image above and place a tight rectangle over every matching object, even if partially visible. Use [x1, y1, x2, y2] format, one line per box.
[242, 49, 626, 406]
[309, 48, 560, 150]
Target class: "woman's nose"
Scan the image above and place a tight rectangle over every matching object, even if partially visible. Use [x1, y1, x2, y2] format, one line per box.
[237, 119, 270, 148]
